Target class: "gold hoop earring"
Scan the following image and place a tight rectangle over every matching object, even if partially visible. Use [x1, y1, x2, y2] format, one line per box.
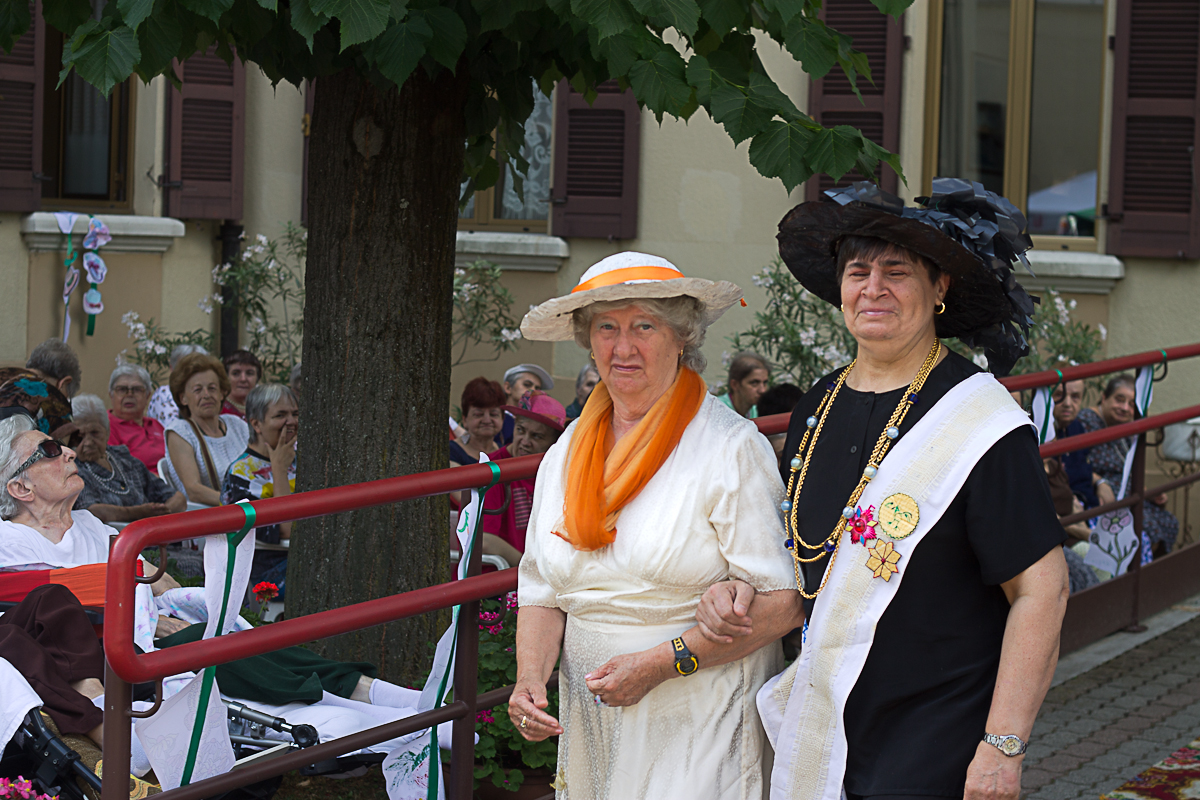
[589, 351, 594, 360]
[935, 301, 946, 315]
[839, 304, 845, 313]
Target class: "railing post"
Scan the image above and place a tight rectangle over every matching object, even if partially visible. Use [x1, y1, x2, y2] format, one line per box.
[101, 660, 133, 800]
[1129, 432, 1147, 631]
[448, 530, 483, 799]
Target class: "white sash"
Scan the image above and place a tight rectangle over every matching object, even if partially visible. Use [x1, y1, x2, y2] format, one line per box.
[761, 372, 1033, 800]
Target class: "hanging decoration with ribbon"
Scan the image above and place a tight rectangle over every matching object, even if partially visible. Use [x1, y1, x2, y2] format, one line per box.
[1030, 370, 1063, 445]
[81, 217, 111, 336]
[54, 213, 80, 341]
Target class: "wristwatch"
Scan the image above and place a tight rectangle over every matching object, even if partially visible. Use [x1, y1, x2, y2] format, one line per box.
[982, 733, 1027, 757]
[671, 636, 699, 676]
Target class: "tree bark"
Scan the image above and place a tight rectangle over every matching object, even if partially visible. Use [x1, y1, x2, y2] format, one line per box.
[290, 64, 469, 684]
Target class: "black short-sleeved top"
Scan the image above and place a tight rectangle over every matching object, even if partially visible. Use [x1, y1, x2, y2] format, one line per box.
[780, 351, 1063, 797]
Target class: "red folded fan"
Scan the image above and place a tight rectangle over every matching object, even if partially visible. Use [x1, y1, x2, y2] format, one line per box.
[0, 562, 142, 608]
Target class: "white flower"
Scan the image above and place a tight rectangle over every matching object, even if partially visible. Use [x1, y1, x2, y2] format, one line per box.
[721, 351, 732, 369]
[122, 310, 139, 325]
[799, 328, 817, 347]
[256, 233, 268, 246]
[197, 296, 214, 314]
[751, 273, 774, 288]
[1053, 294, 1071, 326]
[454, 268, 466, 277]
[153, 343, 167, 355]
[500, 328, 522, 342]
[266, 259, 278, 272]
[1098, 323, 1107, 341]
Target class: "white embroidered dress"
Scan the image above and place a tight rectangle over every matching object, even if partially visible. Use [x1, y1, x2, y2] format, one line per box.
[519, 395, 795, 800]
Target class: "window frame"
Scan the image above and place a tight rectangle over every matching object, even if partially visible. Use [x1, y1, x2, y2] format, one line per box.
[923, 0, 1110, 252]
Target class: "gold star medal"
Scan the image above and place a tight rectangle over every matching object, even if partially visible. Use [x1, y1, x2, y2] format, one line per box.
[865, 540, 901, 581]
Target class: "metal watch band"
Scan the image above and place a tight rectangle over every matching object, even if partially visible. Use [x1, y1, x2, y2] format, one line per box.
[671, 636, 699, 676]
[982, 733, 1027, 757]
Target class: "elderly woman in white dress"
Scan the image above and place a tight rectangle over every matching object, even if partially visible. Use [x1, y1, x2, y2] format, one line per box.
[509, 253, 804, 800]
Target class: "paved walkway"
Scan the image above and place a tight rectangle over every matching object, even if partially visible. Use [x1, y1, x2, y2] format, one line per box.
[1023, 613, 1200, 798]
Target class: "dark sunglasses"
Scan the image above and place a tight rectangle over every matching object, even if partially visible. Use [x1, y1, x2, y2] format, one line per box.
[7, 439, 64, 483]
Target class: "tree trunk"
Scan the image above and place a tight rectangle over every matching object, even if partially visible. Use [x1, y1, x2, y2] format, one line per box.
[289, 64, 469, 684]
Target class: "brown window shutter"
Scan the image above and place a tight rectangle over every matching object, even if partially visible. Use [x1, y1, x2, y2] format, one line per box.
[1107, 0, 1200, 258]
[550, 80, 640, 239]
[166, 47, 246, 220]
[0, 3, 43, 213]
[806, 0, 903, 201]
[301, 79, 314, 227]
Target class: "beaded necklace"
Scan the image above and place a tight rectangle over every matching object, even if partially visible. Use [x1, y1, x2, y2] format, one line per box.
[782, 339, 942, 600]
[83, 455, 131, 497]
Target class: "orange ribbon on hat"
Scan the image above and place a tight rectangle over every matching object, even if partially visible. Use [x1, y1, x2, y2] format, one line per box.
[571, 266, 684, 293]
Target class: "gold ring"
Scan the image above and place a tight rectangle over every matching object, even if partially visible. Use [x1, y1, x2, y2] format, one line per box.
[520, 715, 528, 729]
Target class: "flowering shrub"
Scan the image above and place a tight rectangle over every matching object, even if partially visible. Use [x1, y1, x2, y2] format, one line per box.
[119, 311, 214, 385]
[453, 261, 522, 367]
[473, 593, 557, 792]
[0, 776, 56, 800]
[1006, 289, 1105, 375]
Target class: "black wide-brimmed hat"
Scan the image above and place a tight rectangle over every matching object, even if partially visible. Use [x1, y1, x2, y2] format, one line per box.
[777, 178, 1038, 376]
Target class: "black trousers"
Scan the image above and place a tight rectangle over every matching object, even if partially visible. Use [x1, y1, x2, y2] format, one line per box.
[0, 584, 105, 735]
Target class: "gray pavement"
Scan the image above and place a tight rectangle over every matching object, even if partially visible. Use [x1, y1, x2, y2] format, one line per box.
[1023, 612, 1200, 798]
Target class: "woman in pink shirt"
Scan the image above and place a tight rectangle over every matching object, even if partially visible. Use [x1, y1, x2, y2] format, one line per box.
[105, 364, 165, 475]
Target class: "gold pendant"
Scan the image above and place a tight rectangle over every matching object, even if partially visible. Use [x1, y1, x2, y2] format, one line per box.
[877, 493, 920, 540]
[865, 540, 901, 581]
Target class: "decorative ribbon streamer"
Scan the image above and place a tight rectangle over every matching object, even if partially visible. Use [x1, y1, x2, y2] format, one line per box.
[1030, 370, 1063, 445]
[58, 213, 80, 341]
[180, 502, 257, 786]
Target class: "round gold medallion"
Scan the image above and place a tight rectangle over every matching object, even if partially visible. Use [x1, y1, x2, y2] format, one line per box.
[877, 493, 920, 539]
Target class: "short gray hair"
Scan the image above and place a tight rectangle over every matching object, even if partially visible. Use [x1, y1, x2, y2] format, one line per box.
[169, 343, 207, 370]
[27, 339, 81, 398]
[71, 394, 110, 431]
[575, 362, 599, 391]
[0, 415, 36, 519]
[572, 297, 707, 373]
[245, 383, 299, 443]
[109, 363, 154, 394]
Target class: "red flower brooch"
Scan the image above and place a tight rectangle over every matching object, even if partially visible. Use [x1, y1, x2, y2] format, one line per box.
[845, 505, 878, 545]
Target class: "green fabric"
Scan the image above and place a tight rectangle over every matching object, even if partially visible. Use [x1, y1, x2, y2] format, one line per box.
[716, 392, 758, 419]
[156, 623, 377, 705]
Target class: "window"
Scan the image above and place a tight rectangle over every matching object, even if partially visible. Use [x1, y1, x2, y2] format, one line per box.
[928, 0, 1106, 246]
[459, 86, 554, 233]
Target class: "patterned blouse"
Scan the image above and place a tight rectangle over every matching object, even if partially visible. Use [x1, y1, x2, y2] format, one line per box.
[220, 449, 297, 544]
[73, 445, 176, 510]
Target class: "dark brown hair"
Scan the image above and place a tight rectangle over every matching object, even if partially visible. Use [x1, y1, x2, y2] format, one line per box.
[223, 349, 263, 379]
[728, 352, 769, 386]
[170, 354, 231, 419]
[1102, 373, 1136, 400]
[461, 377, 507, 417]
[835, 235, 942, 286]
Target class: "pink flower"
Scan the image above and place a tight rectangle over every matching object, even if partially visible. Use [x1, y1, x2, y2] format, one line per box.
[475, 709, 495, 724]
[846, 505, 878, 545]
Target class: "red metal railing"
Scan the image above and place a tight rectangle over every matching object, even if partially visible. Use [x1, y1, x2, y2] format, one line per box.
[99, 342, 1200, 800]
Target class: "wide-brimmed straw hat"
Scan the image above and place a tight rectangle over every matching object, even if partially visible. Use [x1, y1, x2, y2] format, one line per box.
[504, 390, 567, 432]
[520, 252, 744, 342]
[777, 179, 1038, 376]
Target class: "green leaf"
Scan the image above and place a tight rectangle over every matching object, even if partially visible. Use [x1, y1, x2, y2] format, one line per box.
[759, 0, 804, 24]
[255, 0, 277, 10]
[417, 6, 465, 70]
[67, 25, 141, 96]
[179, 0, 235, 22]
[136, 3, 183, 75]
[118, 0, 154, 30]
[869, 0, 914, 17]
[289, 0, 329, 50]
[313, 0, 391, 50]
[684, 54, 720, 105]
[747, 119, 815, 192]
[43, 0, 93, 34]
[0, 0, 32, 52]
[783, 15, 836, 79]
[471, 0, 515, 31]
[807, 125, 861, 181]
[571, 0, 639, 41]
[362, 14, 431, 87]
[628, 0, 700, 37]
[747, 71, 803, 123]
[710, 81, 773, 143]
[628, 47, 692, 120]
[696, 0, 745, 38]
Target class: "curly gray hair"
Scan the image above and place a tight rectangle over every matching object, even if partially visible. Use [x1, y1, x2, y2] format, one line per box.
[571, 296, 707, 373]
[0, 415, 36, 520]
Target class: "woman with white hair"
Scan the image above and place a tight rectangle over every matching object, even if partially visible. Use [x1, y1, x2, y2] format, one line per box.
[508, 252, 803, 799]
[145, 343, 208, 426]
[106, 363, 166, 474]
[71, 395, 185, 524]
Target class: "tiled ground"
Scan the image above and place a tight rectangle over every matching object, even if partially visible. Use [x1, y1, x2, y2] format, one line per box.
[1022, 616, 1200, 798]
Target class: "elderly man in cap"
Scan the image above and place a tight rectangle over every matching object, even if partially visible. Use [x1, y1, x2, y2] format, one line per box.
[501, 363, 554, 444]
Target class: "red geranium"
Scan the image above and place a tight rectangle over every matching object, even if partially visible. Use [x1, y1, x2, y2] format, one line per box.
[253, 581, 278, 602]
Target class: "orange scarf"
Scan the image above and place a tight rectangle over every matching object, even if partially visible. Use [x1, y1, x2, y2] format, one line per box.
[556, 367, 706, 551]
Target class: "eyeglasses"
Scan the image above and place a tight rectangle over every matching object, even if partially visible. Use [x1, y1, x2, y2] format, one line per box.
[7, 439, 64, 483]
[112, 385, 148, 397]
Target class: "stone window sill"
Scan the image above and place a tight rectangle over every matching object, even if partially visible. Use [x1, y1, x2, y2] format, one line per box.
[21, 213, 186, 254]
[1024, 251, 1125, 295]
[455, 231, 569, 272]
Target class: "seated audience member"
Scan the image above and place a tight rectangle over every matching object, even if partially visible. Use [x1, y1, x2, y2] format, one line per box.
[480, 391, 566, 565]
[756, 382, 803, 462]
[0, 414, 442, 774]
[71, 394, 185, 524]
[164, 353, 250, 505]
[26, 339, 81, 399]
[564, 363, 599, 422]
[289, 360, 302, 400]
[1052, 375, 1098, 508]
[450, 377, 507, 467]
[500, 363, 553, 443]
[1079, 374, 1179, 557]
[718, 351, 769, 419]
[1043, 456, 1099, 594]
[221, 349, 263, 419]
[221, 384, 298, 595]
[147, 343, 207, 425]
[0, 369, 75, 439]
[106, 364, 165, 474]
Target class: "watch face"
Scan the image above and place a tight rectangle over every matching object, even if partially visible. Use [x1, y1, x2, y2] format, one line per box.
[1000, 738, 1021, 755]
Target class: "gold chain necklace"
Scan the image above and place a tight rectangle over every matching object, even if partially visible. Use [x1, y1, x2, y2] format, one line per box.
[782, 339, 942, 600]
